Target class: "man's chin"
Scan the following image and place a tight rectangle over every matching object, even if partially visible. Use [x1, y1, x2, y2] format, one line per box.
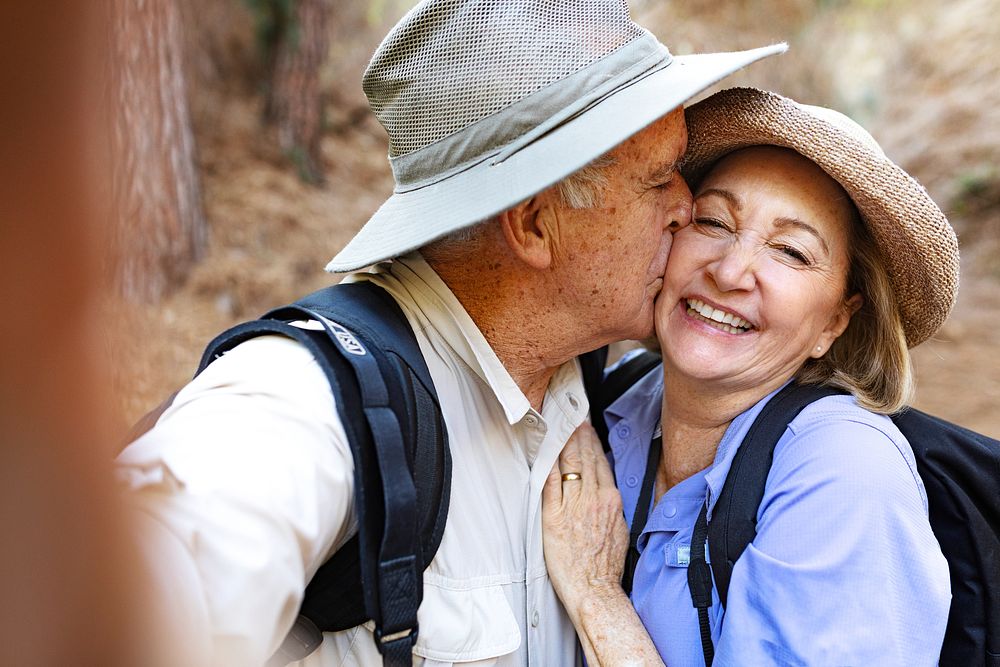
[622, 313, 656, 343]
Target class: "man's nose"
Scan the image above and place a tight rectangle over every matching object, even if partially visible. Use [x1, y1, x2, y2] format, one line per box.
[666, 175, 693, 231]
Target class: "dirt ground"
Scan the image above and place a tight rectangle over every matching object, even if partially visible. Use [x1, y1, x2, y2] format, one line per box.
[107, 0, 1000, 440]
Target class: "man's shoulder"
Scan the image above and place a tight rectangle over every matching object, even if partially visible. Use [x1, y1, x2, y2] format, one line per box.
[163, 332, 335, 429]
[195, 333, 324, 387]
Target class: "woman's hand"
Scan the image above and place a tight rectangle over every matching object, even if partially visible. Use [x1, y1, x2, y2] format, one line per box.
[543, 423, 663, 666]
[543, 421, 628, 611]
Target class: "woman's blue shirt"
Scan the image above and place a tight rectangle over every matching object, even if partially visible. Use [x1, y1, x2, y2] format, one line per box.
[605, 359, 950, 666]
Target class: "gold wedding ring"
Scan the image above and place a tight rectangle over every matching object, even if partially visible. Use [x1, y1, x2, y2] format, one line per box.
[561, 472, 583, 482]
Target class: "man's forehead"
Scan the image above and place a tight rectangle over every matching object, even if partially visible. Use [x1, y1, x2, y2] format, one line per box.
[610, 111, 687, 178]
[649, 159, 681, 182]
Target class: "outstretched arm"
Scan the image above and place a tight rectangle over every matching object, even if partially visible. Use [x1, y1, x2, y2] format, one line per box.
[119, 336, 357, 665]
[542, 423, 664, 666]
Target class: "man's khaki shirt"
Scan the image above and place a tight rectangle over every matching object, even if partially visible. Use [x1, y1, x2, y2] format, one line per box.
[120, 253, 587, 665]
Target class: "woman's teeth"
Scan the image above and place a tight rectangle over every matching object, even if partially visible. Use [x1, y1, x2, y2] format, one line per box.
[686, 298, 753, 334]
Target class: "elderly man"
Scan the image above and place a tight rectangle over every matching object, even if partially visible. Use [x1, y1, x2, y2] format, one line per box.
[120, 1, 783, 665]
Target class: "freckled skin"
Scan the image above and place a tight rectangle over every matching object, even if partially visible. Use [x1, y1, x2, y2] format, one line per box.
[550, 109, 693, 342]
[424, 109, 693, 412]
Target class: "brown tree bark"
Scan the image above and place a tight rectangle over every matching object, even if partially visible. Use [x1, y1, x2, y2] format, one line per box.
[264, 0, 334, 184]
[110, 0, 206, 303]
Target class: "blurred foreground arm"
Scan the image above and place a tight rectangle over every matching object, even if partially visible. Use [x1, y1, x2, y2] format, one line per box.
[119, 336, 355, 665]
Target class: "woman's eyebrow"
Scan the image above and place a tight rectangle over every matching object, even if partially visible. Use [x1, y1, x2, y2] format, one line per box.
[696, 187, 742, 209]
[774, 216, 830, 255]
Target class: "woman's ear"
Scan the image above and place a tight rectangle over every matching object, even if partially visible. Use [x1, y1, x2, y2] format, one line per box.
[812, 292, 863, 358]
[499, 195, 553, 270]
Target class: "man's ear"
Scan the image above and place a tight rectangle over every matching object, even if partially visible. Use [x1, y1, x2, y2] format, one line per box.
[499, 195, 553, 270]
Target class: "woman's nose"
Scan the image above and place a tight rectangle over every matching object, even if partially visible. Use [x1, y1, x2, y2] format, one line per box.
[708, 243, 757, 292]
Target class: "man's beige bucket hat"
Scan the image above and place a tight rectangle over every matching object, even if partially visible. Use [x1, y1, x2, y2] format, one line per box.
[682, 87, 960, 347]
[326, 0, 785, 273]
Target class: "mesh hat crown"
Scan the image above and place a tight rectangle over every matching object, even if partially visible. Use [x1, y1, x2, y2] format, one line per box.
[328, 0, 786, 272]
[366, 0, 647, 180]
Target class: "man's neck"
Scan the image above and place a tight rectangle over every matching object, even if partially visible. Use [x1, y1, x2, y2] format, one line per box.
[475, 317, 561, 411]
[425, 250, 583, 412]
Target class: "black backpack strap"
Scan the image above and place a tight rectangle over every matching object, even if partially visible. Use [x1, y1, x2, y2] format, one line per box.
[707, 383, 841, 607]
[622, 433, 661, 595]
[689, 501, 715, 667]
[579, 346, 610, 444]
[685, 382, 841, 666]
[581, 348, 662, 451]
[579, 348, 662, 594]
[198, 282, 449, 666]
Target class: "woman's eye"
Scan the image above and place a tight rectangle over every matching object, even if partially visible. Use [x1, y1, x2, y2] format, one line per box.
[694, 217, 730, 231]
[777, 245, 810, 264]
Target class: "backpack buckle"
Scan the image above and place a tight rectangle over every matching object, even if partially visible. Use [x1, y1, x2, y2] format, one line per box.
[375, 625, 418, 645]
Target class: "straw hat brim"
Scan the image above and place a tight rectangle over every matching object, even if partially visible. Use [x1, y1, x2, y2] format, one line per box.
[326, 45, 787, 273]
[682, 87, 959, 348]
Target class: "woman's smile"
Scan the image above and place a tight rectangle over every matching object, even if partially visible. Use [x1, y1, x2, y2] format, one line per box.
[683, 297, 755, 335]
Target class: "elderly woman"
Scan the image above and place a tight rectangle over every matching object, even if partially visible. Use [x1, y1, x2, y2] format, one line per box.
[542, 88, 957, 666]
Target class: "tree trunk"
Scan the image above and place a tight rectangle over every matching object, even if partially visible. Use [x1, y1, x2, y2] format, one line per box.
[111, 0, 206, 303]
[264, 0, 333, 184]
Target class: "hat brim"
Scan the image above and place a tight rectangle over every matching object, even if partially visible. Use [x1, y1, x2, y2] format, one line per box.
[326, 44, 787, 273]
[681, 87, 959, 347]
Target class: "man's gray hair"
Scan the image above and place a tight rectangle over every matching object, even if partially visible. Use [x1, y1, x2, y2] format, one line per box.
[422, 153, 617, 260]
[557, 153, 617, 209]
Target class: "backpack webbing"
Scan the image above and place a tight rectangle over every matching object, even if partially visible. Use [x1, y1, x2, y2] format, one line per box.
[703, 384, 1000, 666]
[195, 282, 450, 666]
[579, 347, 662, 595]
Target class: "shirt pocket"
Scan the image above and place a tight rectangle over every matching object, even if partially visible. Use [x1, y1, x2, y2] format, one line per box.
[412, 581, 521, 664]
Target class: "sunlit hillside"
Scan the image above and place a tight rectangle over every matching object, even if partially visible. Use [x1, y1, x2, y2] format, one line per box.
[109, 0, 1000, 437]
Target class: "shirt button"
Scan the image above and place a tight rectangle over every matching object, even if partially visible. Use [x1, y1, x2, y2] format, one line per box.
[566, 393, 580, 410]
[524, 414, 538, 427]
[617, 424, 631, 438]
[531, 610, 540, 627]
[663, 505, 677, 518]
[626, 475, 639, 488]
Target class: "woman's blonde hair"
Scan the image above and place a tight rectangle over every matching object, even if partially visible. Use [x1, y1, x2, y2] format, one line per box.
[795, 206, 913, 414]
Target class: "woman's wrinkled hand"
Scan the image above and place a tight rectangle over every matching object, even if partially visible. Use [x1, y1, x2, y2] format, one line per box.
[542, 421, 629, 617]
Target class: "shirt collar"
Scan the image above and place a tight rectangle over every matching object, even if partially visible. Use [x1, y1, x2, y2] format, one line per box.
[604, 356, 663, 464]
[348, 252, 535, 424]
[602, 364, 792, 521]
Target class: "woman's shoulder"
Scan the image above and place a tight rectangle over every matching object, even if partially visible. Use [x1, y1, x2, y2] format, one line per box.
[771, 392, 927, 508]
[787, 391, 899, 436]
[784, 391, 905, 453]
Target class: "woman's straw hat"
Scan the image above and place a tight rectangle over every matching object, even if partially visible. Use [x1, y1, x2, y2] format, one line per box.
[682, 87, 959, 347]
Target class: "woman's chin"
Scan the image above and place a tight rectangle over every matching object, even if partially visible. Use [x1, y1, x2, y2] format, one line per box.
[661, 343, 743, 385]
